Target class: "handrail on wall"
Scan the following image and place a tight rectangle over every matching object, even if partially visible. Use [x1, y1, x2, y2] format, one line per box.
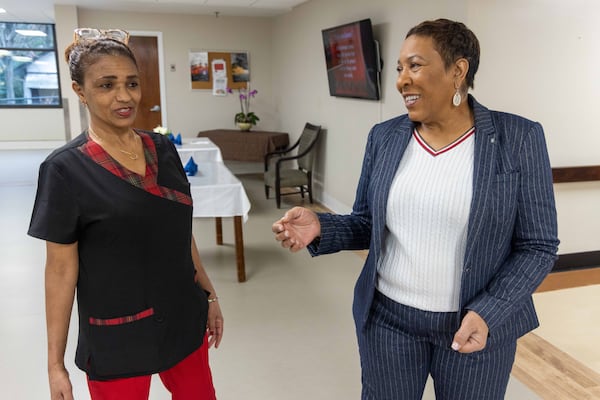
[551, 165, 600, 272]
[552, 166, 600, 183]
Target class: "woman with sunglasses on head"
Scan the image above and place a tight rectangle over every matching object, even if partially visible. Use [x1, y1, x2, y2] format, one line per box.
[28, 29, 222, 400]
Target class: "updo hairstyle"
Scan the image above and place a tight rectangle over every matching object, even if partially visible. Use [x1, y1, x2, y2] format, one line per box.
[64, 38, 138, 85]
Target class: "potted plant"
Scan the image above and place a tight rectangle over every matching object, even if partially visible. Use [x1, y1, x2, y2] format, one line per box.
[228, 85, 259, 131]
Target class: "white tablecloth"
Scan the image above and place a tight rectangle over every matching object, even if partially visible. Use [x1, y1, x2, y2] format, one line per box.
[187, 161, 251, 221]
[176, 138, 223, 163]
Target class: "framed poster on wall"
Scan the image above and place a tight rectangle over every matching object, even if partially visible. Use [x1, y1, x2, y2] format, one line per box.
[189, 50, 249, 90]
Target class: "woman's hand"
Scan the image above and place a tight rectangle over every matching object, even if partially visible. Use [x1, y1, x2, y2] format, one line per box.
[272, 207, 321, 252]
[451, 310, 489, 353]
[206, 300, 224, 349]
[48, 364, 74, 400]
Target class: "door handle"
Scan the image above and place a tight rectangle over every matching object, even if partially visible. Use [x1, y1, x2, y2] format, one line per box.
[150, 105, 161, 112]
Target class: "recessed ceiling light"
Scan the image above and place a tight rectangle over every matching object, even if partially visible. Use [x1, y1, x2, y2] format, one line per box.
[12, 56, 33, 62]
[16, 29, 47, 37]
[0, 8, 7, 13]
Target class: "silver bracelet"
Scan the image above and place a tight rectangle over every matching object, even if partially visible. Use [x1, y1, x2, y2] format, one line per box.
[208, 297, 218, 303]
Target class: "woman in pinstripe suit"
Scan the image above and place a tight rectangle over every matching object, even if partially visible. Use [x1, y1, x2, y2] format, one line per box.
[272, 19, 559, 399]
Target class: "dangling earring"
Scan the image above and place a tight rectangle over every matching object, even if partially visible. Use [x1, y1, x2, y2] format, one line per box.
[452, 89, 462, 107]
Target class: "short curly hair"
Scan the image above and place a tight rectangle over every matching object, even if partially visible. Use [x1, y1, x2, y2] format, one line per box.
[65, 38, 138, 85]
[406, 18, 480, 89]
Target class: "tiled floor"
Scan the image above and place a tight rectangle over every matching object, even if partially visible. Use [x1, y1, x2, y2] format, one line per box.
[2, 149, 587, 399]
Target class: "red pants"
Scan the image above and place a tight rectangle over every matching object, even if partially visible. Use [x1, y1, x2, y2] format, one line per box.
[87, 340, 216, 400]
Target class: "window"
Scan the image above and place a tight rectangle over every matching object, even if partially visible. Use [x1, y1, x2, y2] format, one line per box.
[0, 22, 61, 107]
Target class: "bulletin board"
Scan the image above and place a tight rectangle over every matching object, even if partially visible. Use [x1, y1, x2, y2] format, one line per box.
[189, 50, 249, 91]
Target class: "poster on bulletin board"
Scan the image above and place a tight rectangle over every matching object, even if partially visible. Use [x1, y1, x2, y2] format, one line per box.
[211, 59, 227, 96]
[189, 50, 249, 90]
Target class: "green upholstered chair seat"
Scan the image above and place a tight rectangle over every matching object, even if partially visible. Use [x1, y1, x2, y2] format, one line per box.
[264, 169, 309, 187]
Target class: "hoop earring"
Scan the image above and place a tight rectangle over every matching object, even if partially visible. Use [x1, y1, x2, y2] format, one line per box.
[452, 90, 462, 107]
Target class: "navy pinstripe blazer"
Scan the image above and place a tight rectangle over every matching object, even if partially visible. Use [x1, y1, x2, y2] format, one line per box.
[310, 96, 559, 340]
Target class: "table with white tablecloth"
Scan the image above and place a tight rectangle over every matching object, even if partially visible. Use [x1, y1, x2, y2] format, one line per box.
[176, 138, 223, 163]
[186, 161, 250, 219]
[186, 161, 251, 282]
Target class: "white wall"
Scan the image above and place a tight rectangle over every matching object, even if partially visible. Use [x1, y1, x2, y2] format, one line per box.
[1, 0, 597, 253]
[76, 9, 277, 138]
[272, 0, 467, 213]
[0, 7, 278, 143]
[272, 0, 599, 254]
[466, 0, 600, 253]
[468, 0, 600, 167]
[0, 109, 65, 141]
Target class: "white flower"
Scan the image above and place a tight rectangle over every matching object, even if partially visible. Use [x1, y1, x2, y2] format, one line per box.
[153, 125, 171, 135]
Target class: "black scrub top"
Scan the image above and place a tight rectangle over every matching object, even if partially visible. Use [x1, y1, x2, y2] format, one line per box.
[28, 130, 209, 380]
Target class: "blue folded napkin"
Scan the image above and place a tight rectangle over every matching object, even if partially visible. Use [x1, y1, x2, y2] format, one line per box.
[184, 156, 198, 176]
[168, 133, 182, 145]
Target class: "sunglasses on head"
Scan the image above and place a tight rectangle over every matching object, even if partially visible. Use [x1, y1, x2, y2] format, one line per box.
[73, 28, 130, 44]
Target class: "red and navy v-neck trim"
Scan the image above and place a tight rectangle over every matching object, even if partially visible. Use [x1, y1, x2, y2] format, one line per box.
[413, 127, 475, 157]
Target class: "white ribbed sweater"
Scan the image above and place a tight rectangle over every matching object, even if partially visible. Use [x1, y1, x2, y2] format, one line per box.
[377, 128, 475, 312]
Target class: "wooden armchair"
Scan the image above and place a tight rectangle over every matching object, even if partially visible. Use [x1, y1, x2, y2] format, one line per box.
[264, 123, 321, 208]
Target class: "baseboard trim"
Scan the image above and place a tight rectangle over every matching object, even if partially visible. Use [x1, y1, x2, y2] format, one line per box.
[553, 251, 600, 272]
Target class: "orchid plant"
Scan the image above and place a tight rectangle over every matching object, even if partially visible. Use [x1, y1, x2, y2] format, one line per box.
[228, 85, 260, 125]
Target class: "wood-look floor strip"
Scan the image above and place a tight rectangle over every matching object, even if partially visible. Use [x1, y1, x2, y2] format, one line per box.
[513, 332, 600, 400]
[536, 268, 600, 292]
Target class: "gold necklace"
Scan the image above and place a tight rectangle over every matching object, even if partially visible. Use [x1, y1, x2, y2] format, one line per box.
[88, 127, 139, 160]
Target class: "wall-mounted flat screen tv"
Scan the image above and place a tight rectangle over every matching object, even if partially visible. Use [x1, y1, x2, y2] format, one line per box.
[321, 18, 380, 100]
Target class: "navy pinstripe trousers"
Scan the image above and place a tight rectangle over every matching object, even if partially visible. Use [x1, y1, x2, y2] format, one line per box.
[357, 291, 516, 399]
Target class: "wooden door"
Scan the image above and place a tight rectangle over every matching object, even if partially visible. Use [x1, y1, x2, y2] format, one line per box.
[128, 36, 162, 130]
